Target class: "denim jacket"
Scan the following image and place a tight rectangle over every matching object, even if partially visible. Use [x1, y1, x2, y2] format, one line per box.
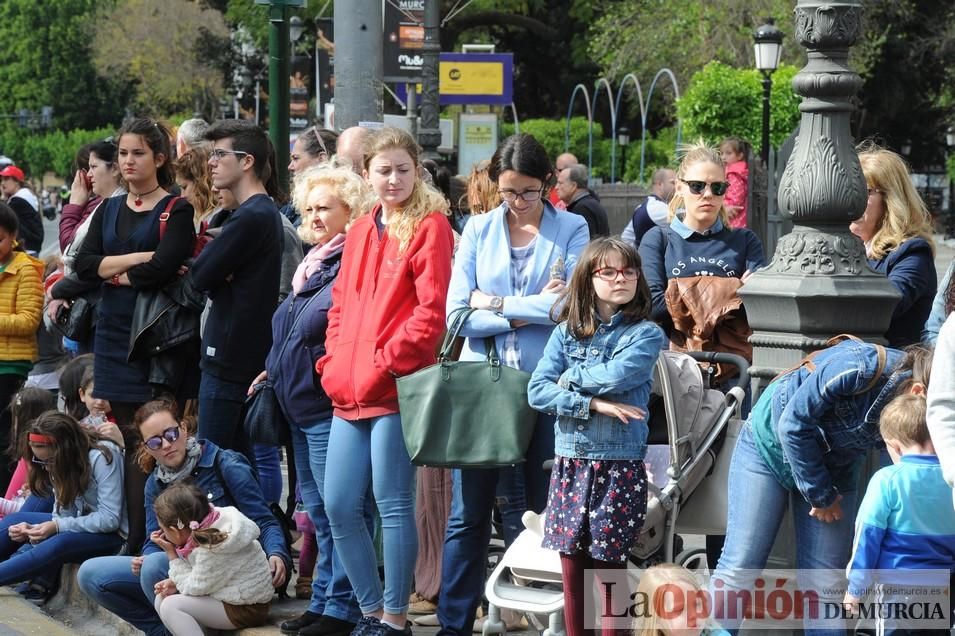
[528, 314, 665, 460]
[142, 440, 292, 570]
[769, 340, 908, 509]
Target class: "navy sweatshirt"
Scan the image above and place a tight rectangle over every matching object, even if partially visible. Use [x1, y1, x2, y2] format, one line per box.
[639, 218, 766, 325]
[189, 193, 283, 384]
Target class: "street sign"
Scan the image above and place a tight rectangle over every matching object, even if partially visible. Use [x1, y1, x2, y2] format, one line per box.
[396, 53, 514, 105]
[458, 113, 498, 174]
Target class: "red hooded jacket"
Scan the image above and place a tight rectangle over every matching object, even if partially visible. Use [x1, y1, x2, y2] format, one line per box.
[316, 208, 453, 419]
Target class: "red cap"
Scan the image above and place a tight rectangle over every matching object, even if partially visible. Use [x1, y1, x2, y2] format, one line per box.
[0, 165, 25, 182]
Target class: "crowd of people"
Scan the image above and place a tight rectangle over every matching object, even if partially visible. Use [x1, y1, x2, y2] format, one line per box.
[0, 116, 950, 636]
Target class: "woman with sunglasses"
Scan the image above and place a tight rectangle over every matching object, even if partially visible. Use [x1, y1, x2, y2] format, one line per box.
[0, 410, 125, 587]
[437, 133, 589, 636]
[77, 399, 291, 636]
[638, 142, 765, 570]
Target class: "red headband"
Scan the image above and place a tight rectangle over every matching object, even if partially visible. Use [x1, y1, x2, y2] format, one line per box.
[28, 433, 54, 445]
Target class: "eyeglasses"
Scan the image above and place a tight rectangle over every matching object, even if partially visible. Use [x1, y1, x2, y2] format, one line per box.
[681, 179, 730, 196]
[499, 188, 544, 203]
[867, 187, 884, 198]
[143, 426, 181, 451]
[592, 267, 640, 281]
[209, 148, 249, 163]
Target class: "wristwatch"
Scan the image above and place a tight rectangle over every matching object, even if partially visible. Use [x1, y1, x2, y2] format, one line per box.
[489, 296, 504, 312]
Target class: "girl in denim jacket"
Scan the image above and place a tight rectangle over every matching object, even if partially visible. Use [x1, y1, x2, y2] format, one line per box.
[529, 237, 664, 636]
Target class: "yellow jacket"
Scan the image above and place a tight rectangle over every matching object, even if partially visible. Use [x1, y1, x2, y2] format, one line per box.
[0, 251, 44, 362]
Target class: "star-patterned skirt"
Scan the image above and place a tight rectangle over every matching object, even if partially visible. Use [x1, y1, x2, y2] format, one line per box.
[541, 456, 648, 563]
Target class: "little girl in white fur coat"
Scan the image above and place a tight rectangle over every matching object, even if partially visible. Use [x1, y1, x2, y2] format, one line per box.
[150, 482, 274, 635]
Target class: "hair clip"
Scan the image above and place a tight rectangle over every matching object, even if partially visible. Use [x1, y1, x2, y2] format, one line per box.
[189, 520, 199, 530]
[175, 518, 184, 530]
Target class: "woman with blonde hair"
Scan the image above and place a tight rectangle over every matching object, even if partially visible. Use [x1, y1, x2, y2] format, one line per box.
[318, 127, 454, 636]
[173, 148, 216, 231]
[250, 165, 371, 636]
[852, 144, 936, 347]
[635, 564, 728, 636]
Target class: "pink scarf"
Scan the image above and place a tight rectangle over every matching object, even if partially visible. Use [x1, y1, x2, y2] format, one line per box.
[291, 233, 346, 294]
[175, 506, 220, 560]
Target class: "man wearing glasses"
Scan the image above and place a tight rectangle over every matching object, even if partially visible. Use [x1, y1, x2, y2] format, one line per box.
[555, 164, 610, 239]
[187, 120, 284, 464]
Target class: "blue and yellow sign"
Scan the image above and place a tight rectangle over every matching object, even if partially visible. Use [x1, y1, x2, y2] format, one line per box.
[397, 53, 514, 105]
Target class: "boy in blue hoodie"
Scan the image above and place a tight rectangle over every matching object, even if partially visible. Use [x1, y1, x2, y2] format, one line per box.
[845, 393, 955, 635]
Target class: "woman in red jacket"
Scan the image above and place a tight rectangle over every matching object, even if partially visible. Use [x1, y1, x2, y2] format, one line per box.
[317, 127, 453, 636]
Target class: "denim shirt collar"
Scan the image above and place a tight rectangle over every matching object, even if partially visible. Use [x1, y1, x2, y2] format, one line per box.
[864, 368, 912, 427]
[670, 214, 723, 239]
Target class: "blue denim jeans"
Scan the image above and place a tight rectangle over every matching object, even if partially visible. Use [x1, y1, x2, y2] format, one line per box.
[290, 417, 368, 622]
[712, 424, 857, 636]
[437, 412, 554, 636]
[198, 371, 253, 465]
[324, 413, 416, 615]
[254, 443, 282, 503]
[77, 552, 169, 636]
[0, 512, 123, 586]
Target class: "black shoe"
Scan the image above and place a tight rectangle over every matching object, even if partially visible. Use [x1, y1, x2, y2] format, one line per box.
[22, 581, 57, 606]
[378, 621, 412, 636]
[299, 616, 357, 636]
[350, 616, 382, 636]
[281, 611, 321, 634]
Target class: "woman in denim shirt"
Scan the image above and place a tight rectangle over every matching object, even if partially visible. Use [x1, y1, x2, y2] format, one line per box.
[713, 341, 931, 634]
[528, 238, 664, 636]
[437, 133, 589, 636]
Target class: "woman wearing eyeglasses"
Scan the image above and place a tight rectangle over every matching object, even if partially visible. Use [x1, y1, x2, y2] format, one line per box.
[852, 144, 936, 348]
[437, 133, 589, 636]
[77, 399, 291, 636]
[0, 411, 125, 588]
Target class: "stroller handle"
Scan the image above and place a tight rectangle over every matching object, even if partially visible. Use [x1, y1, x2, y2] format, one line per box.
[683, 351, 750, 393]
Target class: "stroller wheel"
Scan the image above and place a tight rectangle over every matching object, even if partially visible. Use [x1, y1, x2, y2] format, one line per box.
[675, 548, 709, 575]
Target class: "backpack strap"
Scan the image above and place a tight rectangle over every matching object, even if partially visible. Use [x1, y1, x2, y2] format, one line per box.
[157, 196, 182, 243]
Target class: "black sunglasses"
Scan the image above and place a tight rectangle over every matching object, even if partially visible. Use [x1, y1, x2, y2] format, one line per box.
[681, 179, 730, 196]
[143, 426, 181, 451]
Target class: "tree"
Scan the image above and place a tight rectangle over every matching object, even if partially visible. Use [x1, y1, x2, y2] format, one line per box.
[0, 0, 129, 130]
[676, 62, 801, 154]
[92, 0, 231, 119]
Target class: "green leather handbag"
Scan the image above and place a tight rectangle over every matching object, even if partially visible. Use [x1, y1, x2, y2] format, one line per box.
[398, 307, 538, 467]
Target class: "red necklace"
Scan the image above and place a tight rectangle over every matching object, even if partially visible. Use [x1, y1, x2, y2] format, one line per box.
[130, 185, 161, 206]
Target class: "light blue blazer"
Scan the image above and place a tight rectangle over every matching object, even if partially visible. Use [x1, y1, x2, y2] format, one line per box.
[446, 202, 590, 372]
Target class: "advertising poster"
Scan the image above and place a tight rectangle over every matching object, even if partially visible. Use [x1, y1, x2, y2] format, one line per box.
[290, 54, 312, 131]
[383, 0, 424, 82]
[458, 113, 498, 175]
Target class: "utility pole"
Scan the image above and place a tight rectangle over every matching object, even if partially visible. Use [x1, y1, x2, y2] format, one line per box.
[418, 0, 441, 158]
[334, 0, 383, 129]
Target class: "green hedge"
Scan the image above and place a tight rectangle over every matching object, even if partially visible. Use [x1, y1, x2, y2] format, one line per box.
[0, 124, 116, 182]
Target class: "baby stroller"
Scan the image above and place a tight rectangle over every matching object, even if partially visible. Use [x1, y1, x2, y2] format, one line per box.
[482, 350, 749, 636]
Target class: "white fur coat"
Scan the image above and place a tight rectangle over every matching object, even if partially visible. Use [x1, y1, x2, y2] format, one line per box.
[167, 506, 274, 605]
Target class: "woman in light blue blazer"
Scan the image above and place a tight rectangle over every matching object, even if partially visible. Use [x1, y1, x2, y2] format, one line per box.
[437, 134, 590, 635]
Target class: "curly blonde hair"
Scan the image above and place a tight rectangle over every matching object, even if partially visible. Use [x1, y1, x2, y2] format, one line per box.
[857, 143, 935, 260]
[173, 147, 216, 227]
[362, 127, 449, 253]
[667, 140, 730, 226]
[291, 165, 369, 244]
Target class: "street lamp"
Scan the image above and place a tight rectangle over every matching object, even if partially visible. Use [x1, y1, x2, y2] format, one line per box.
[617, 126, 630, 183]
[754, 17, 783, 167]
[289, 15, 305, 45]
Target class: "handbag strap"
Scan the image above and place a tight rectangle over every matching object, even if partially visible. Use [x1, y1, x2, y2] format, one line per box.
[439, 307, 477, 360]
[157, 196, 183, 242]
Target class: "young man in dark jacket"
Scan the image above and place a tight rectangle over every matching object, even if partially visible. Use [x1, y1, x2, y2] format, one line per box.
[188, 120, 283, 461]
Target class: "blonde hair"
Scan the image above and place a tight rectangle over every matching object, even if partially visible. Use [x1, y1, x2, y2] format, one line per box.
[463, 159, 501, 215]
[667, 140, 730, 226]
[634, 564, 712, 636]
[173, 147, 216, 227]
[879, 393, 930, 447]
[857, 143, 935, 260]
[291, 165, 369, 244]
[362, 127, 449, 253]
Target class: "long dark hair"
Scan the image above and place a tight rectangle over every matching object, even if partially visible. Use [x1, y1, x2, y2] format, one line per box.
[154, 482, 227, 547]
[488, 133, 554, 189]
[27, 411, 115, 508]
[0, 202, 23, 253]
[6, 387, 56, 461]
[117, 117, 175, 189]
[58, 354, 95, 420]
[551, 237, 652, 339]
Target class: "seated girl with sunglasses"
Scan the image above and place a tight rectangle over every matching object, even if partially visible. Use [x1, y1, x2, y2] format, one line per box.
[0, 410, 126, 588]
[77, 399, 291, 636]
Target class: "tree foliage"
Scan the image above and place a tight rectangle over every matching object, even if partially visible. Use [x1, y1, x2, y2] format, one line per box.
[677, 62, 801, 154]
[92, 0, 231, 119]
[0, 0, 129, 130]
[0, 124, 116, 181]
